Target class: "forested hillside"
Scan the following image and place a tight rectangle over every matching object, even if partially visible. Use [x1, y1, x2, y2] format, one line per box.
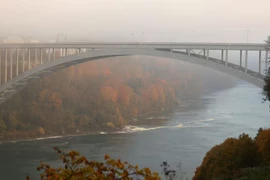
[0, 56, 235, 141]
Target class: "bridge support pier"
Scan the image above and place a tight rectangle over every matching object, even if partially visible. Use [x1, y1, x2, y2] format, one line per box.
[22, 49, 25, 72]
[48, 48, 51, 61]
[221, 50, 224, 61]
[35, 48, 37, 65]
[259, 50, 261, 74]
[40, 48, 43, 64]
[10, 49, 13, 79]
[53, 48, 56, 60]
[188, 49, 190, 55]
[245, 50, 248, 73]
[28, 48, 31, 70]
[4, 49, 7, 83]
[203, 49, 206, 56]
[206, 49, 209, 60]
[240, 50, 242, 67]
[16, 49, 19, 76]
[225, 50, 228, 66]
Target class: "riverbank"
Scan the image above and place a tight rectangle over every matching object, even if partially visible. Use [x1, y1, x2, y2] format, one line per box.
[0, 110, 174, 144]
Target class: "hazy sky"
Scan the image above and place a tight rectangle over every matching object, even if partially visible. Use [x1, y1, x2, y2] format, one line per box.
[1, 0, 270, 42]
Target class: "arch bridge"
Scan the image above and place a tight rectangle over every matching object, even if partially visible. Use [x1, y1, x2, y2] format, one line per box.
[0, 42, 268, 105]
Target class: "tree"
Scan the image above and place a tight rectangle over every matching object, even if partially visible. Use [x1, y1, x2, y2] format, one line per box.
[193, 134, 259, 180]
[255, 128, 270, 165]
[26, 148, 161, 180]
[265, 35, 270, 51]
[0, 120, 6, 133]
[263, 35, 270, 102]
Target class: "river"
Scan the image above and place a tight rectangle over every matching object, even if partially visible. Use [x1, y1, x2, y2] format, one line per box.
[0, 80, 270, 180]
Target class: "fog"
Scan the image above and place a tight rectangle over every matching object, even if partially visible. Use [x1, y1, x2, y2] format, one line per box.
[1, 0, 270, 42]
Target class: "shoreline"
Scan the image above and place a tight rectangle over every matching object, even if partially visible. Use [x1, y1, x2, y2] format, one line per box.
[0, 130, 111, 144]
[0, 114, 173, 144]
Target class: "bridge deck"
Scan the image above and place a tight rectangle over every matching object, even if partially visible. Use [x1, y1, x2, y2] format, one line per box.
[0, 42, 266, 50]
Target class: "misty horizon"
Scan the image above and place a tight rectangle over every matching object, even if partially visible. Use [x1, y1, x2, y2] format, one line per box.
[1, 0, 270, 43]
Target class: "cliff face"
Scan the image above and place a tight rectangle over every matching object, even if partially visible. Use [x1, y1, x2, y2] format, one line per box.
[0, 56, 236, 140]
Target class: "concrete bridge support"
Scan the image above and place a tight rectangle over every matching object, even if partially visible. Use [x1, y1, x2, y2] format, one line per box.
[28, 49, 31, 70]
[225, 50, 228, 66]
[10, 50, 12, 79]
[53, 48, 56, 60]
[22, 49, 25, 72]
[16, 49, 19, 76]
[40, 48, 43, 64]
[245, 50, 248, 73]
[221, 50, 224, 61]
[259, 50, 261, 74]
[240, 50, 242, 67]
[4, 49, 7, 83]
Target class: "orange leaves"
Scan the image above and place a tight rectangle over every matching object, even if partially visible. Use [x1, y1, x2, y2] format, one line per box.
[144, 167, 151, 175]
[132, 108, 138, 116]
[37, 89, 63, 110]
[28, 148, 161, 180]
[117, 85, 132, 105]
[37, 127, 45, 135]
[102, 67, 112, 77]
[100, 86, 118, 103]
[100, 85, 133, 106]
[104, 154, 110, 160]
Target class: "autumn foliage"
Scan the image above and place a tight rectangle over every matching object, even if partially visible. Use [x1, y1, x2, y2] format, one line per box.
[27, 148, 160, 180]
[0, 56, 207, 141]
[193, 128, 270, 180]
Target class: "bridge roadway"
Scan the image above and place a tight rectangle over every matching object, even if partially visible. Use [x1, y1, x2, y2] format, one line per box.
[0, 42, 268, 106]
[0, 42, 266, 50]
